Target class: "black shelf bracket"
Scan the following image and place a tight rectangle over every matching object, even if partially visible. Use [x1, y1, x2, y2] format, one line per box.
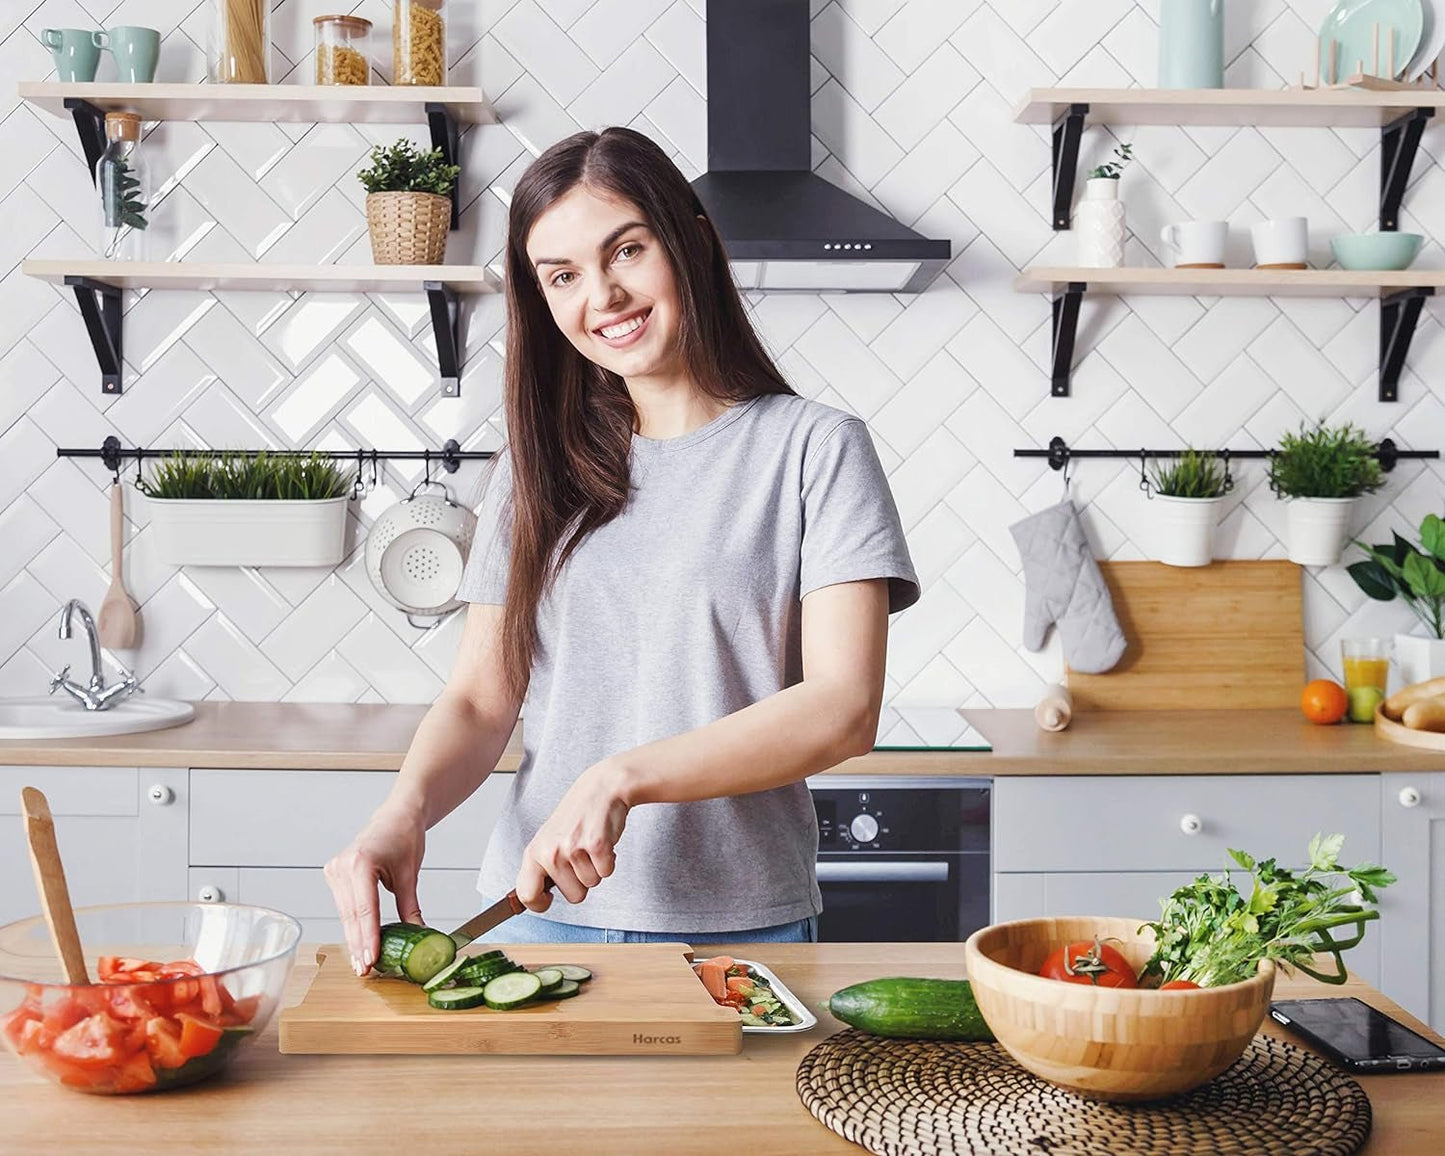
[1051, 282, 1086, 396]
[1380, 286, 1434, 402]
[425, 102, 461, 231]
[1051, 103, 1089, 230]
[64, 98, 106, 185]
[1381, 108, 1434, 231]
[425, 281, 462, 397]
[66, 276, 123, 395]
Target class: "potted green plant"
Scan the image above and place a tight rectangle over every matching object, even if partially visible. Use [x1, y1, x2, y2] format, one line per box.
[1349, 513, 1445, 684]
[358, 139, 461, 265]
[1149, 449, 1232, 567]
[1268, 422, 1385, 567]
[1076, 142, 1134, 268]
[138, 451, 353, 567]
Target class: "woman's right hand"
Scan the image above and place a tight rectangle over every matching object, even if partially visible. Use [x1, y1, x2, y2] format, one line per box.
[324, 801, 427, 977]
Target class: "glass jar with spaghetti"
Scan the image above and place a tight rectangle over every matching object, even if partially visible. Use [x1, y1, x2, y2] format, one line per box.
[393, 0, 445, 85]
[314, 14, 372, 85]
[211, 0, 270, 83]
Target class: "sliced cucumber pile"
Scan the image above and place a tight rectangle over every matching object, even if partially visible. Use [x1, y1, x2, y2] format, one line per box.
[416, 949, 596, 1011]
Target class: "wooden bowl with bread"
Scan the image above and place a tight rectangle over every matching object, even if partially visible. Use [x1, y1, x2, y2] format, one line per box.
[1375, 676, 1445, 748]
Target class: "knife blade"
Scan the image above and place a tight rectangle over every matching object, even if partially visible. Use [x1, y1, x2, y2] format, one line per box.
[449, 878, 554, 949]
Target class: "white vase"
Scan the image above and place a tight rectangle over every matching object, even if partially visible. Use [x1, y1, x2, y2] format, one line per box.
[1284, 497, 1357, 567]
[147, 496, 350, 566]
[1152, 495, 1222, 567]
[1074, 177, 1126, 267]
[1394, 634, 1445, 687]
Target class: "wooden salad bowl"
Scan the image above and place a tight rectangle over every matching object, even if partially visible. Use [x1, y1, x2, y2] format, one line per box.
[963, 916, 1276, 1102]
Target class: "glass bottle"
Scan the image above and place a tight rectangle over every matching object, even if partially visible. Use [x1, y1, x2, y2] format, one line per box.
[97, 112, 149, 262]
[211, 0, 271, 83]
[315, 15, 372, 85]
[393, 0, 446, 85]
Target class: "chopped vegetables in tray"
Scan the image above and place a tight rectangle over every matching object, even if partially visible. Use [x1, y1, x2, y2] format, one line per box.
[693, 957, 798, 1027]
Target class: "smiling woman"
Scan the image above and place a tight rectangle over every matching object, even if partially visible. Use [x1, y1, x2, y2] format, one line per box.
[324, 127, 919, 968]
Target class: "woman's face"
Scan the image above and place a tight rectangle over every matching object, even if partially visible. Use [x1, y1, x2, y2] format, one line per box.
[526, 184, 683, 381]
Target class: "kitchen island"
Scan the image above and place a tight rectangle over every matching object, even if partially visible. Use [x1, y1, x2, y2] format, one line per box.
[3, 943, 1440, 1155]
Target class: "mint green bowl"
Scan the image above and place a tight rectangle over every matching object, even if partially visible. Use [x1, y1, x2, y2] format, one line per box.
[1330, 233, 1424, 271]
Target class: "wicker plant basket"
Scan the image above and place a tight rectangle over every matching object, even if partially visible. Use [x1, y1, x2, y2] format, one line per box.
[365, 191, 449, 264]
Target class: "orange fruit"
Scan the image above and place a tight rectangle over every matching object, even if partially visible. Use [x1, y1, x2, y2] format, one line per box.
[1301, 679, 1348, 725]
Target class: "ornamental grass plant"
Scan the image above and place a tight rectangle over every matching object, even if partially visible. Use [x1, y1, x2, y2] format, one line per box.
[137, 451, 352, 501]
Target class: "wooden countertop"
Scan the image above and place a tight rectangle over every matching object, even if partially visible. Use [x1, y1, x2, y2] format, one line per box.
[962, 708, 1445, 774]
[2, 943, 1438, 1155]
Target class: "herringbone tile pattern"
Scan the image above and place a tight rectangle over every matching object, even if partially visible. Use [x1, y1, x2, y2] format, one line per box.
[2, 0, 1444, 725]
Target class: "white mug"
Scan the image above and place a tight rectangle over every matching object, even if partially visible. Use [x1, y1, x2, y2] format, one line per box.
[1252, 217, 1309, 269]
[1160, 220, 1228, 268]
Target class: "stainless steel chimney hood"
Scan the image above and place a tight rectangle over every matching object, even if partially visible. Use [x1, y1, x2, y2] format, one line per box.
[691, 0, 950, 293]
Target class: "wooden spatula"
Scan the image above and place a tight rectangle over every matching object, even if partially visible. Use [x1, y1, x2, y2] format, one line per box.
[20, 787, 89, 984]
[97, 480, 138, 649]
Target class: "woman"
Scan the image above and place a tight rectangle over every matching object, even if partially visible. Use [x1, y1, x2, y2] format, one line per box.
[325, 127, 918, 974]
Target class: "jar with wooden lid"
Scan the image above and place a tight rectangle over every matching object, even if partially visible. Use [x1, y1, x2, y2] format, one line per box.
[210, 0, 270, 83]
[314, 14, 372, 85]
[97, 112, 149, 261]
[393, 0, 445, 85]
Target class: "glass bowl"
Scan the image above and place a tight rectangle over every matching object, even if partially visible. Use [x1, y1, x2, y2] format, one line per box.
[0, 902, 300, 1094]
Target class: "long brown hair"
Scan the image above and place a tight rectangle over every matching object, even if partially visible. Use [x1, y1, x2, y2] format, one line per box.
[495, 127, 793, 698]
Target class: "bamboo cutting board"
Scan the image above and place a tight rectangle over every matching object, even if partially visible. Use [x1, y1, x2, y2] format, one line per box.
[1067, 560, 1303, 711]
[279, 943, 743, 1055]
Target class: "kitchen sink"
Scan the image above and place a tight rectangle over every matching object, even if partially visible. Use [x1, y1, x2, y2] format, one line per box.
[0, 696, 195, 740]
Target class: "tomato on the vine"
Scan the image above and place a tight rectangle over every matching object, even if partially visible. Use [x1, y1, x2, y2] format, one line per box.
[1038, 938, 1138, 988]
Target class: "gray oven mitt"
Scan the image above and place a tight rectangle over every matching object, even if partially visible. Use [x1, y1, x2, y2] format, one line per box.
[1008, 500, 1126, 675]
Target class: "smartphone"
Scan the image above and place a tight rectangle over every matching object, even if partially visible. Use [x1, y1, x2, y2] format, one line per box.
[1270, 997, 1445, 1073]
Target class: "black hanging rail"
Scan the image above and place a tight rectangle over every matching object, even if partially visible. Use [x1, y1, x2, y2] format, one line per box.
[1015, 436, 1437, 473]
[59, 436, 494, 477]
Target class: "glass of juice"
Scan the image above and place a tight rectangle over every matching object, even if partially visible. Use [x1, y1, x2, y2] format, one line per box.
[1341, 638, 1391, 723]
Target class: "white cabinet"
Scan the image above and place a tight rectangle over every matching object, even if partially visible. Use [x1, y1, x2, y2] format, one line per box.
[1378, 774, 1444, 1031]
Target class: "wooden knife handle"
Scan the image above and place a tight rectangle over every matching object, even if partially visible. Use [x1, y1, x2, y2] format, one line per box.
[20, 788, 90, 985]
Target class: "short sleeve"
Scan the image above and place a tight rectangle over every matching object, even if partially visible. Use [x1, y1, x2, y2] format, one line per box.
[457, 452, 513, 606]
[800, 418, 920, 613]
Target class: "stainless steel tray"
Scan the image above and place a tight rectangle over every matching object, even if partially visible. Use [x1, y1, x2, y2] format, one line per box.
[693, 955, 819, 1034]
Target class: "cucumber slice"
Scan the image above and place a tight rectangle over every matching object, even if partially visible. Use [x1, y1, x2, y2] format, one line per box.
[483, 970, 543, 1010]
[550, 979, 581, 999]
[428, 986, 487, 1010]
[533, 968, 563, 990]
[457, 957, 520, 986]
[378, 923, 457, 985]
[537, 964, 592, 983]
[421, 956, 469, 993]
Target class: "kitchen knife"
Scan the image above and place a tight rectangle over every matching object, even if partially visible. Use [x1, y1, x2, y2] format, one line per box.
[449, 878, 553, 948]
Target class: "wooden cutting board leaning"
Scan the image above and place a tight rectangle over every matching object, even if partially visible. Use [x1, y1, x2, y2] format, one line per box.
[1067, 560, 1304, 711]
[279, 943, 742, 1056]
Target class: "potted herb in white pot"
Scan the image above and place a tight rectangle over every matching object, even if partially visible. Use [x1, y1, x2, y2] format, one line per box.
[1268, 422, 1385, 567]
[1149, 449, 1231, 567]
[1075, 142, 1134, 268]
[358, 139, 461, 265]
[138, 451, 353, 567]
[1350, 513, 1445, 685]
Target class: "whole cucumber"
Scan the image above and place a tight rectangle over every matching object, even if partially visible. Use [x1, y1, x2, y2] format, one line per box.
[828, 977, 995, 1041]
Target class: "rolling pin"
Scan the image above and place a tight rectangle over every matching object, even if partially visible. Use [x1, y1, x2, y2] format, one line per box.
[1034, 684, 1073, 732]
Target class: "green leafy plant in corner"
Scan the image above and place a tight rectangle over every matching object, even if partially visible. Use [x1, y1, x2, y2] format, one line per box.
[1149, 449, 1232, 499]
[357, 139, 461, 197]
[136, 451, 352, 501]
[1088, 142, 1134, 180]
[1267, 421, 1385, 500]
[1141, 833, 1395, 988]
[1349, 513, 1445, 639]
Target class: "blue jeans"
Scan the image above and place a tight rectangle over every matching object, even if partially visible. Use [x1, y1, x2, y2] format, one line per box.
[473, 911, 819, 945]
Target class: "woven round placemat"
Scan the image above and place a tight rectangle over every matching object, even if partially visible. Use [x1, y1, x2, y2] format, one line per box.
[796, 1031, 1371, 1156]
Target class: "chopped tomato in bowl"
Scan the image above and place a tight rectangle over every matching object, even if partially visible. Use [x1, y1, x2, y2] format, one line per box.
[0, 902, 300, 1094]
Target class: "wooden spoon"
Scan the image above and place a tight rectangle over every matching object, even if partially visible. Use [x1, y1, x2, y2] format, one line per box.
[20, 787, 89, 984]
[97, 480, 138, 650]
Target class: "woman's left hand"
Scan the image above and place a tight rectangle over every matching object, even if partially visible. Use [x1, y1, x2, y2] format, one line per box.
[516, 759, 632, 912]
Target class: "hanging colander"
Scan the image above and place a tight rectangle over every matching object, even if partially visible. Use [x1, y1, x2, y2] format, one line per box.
[364, 475, 477, 629]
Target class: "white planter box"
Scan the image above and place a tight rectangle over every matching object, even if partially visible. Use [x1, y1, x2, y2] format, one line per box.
[147, 496, 349, 567]
[1284, 497, 1357, 567]
[1151, 495, 1222, 567]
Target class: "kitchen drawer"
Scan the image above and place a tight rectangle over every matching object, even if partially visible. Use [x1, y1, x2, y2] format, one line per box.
[188, 867, 485, 946]
[189, 769, 513, 868]
[993, 775, 1380, 873]
[0, 766, 138, 816]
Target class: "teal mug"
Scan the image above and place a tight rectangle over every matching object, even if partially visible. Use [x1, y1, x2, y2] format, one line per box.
[94, 26, 161, 83]
[41, 28, 101, 82]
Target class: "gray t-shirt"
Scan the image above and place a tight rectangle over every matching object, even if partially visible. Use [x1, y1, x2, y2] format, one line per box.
[458, 392, 919, 932]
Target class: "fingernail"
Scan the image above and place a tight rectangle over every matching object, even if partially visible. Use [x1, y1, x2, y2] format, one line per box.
[352, 955, 365, 976]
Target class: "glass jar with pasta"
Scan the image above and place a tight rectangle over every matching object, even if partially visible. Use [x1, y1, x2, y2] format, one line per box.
[393, 0, 445, 86]
[314, 15, 372, 85]
[211, 0, 270, 83]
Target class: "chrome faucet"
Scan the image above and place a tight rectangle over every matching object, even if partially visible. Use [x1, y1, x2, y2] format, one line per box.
[49, 599, 140, 711]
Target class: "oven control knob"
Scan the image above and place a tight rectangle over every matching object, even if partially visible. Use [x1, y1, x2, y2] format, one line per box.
[849, 814, 880, 843]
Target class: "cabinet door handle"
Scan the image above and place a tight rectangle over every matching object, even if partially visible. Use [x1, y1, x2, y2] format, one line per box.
[1398, 786, 1422, 809]
[1180, 813, 1203, 835]
[147, 784, 174, 806]
[197, 885, 224, 903]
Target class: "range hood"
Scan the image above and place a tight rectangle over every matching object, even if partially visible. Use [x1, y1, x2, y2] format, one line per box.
[690, 0, 950, 293]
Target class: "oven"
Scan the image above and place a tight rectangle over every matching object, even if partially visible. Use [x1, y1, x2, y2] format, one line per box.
[809, 777, 990, 943]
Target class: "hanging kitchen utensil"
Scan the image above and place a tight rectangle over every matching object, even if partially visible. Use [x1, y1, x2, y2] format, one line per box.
[96, 478, 139, 649]
[20, 787, 89, 984]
